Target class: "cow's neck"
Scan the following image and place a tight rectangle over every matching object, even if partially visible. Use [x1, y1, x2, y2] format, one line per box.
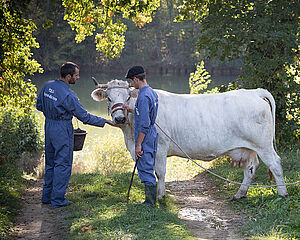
[120, 112, 134, 138]
[119, 97, 136, 158]
[120, 112, 135, 158]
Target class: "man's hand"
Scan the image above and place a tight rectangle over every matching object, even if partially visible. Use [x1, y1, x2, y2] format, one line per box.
[135, 131, 145, 159]
[106, 120, 119, 127]
[135, 144, 143, 159]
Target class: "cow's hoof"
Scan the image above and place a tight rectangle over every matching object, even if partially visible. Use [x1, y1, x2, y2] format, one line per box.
[158, 196, 167, 207]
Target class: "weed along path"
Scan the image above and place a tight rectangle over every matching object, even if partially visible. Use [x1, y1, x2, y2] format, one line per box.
[14, 176, 245, 239]
[166, 173, 245, 240]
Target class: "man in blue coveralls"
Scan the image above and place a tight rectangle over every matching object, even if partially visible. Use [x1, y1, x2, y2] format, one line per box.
[124, 66, 159, 207]
[36, 62, 117, 208]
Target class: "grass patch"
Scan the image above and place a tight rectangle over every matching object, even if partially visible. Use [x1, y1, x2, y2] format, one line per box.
[165, 157, 211, 182]
[73, 133, 134, 175]
[0, 163, 25, 239]
[64, 172, 196, 240]
[203, 150, 300, 239]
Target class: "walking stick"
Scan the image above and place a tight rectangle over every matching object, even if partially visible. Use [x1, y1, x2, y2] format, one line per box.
[126, 158, 139, 204]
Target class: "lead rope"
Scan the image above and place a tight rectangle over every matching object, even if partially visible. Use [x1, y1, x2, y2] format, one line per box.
[154, 122, 300, 188]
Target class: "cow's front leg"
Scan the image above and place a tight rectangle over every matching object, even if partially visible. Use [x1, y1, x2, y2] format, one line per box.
[154, 150, 167, 200]
[234, 151, 259, 199]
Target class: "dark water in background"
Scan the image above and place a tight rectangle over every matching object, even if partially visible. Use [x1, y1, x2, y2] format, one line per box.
[32, 72, 237, 115]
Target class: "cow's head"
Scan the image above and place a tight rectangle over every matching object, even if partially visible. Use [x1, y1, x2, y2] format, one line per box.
[91, 78, 138, 124]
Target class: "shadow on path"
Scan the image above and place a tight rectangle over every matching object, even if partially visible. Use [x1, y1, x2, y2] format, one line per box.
[166, 174, 246, 240]
[13, 179, 71, 240]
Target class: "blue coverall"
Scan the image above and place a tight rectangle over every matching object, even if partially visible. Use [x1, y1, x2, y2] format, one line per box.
[134, 86, 159, 186]
[36, 79, 106, 207]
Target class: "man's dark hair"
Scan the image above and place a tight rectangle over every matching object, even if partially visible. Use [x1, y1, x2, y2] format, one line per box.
[60, 62, 79, 78]
[135, 73, 146, 81]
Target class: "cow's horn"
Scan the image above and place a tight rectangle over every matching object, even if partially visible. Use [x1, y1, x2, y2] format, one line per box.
[91, 77, 108, 89]
[92, 77, 99, 86]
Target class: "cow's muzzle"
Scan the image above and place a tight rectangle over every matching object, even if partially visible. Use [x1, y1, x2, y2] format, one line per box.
[111, 103, 127, 124]
[115, 116, 126, 124]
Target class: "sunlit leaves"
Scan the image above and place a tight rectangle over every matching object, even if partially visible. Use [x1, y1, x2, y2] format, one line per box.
[189, 61, 218, 94]
[62, 0, 160, 59]
[0, 0, 43, 111]
[95, 20, 127, 59]
[175, 0, 209, 23]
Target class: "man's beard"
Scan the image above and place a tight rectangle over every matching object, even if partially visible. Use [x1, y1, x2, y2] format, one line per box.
[69, 78, 76, 84]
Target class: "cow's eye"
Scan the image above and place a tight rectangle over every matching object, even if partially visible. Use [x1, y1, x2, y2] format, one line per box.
[107, 97, 112, 102]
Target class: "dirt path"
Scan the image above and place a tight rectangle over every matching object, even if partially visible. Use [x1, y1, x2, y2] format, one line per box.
[13, 179, 70, 240]
[166, 174, 246, 240]
[13, 176, 245, 240]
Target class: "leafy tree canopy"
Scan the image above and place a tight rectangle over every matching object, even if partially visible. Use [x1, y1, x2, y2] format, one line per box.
[27, 0, 203, 73]
[62, 0, 160, 59]
[0, 0, 43, 112]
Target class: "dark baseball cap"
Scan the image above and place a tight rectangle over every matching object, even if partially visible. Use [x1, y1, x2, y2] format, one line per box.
[125, 66, 145, 79]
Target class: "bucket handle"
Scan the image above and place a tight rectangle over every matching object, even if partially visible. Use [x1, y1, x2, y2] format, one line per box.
[75, 117, 80, 129]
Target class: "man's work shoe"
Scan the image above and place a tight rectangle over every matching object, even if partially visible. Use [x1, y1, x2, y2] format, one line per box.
[52, 200, 73, 208]
[142, 185, 157, 208]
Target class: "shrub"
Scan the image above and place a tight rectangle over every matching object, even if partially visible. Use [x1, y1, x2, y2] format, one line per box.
[0, 162, 24, 239]
[0, 107, 42, 164]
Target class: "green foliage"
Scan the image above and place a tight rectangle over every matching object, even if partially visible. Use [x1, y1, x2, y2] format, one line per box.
[177, 0, 300, 147]
[0, 2, 44, 238]
[218, 81, 241, 93]
[189, 61, 218, 94]
[189, 61, 240, 95]
[206, 150, 300, 239]
[63, 172, 195, 239]
[0, 0, 43, 111]
[25, 0, 215, 73]
[0, 163, 24, 239]
[0, 108, 42, 164]
[62, 0, 160, 59]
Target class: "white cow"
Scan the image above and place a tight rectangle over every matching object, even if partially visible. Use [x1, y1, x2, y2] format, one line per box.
[91, 79, 287, 200]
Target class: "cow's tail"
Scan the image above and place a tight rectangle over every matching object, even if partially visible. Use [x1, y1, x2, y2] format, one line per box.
[258, 88, 277, 152]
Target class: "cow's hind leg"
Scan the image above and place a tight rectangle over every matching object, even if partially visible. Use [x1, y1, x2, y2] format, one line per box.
[257, 150, 287, 197]
[234, 150, 259, 199]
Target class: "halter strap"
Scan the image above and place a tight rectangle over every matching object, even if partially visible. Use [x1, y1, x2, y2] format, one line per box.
[111, 103, 124, 114]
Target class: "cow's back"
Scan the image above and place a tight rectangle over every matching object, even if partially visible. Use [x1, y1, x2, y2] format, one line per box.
[154, 89, 274, 159]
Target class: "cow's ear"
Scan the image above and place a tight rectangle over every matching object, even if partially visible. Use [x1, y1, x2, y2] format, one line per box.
[91, 89, 107, 101]
[130, 88, 139, 98]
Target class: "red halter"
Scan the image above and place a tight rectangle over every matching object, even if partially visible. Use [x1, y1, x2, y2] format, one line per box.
[111, 103, 124, 114]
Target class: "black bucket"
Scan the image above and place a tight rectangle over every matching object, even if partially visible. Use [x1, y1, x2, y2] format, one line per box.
[73, 128, 87, 151]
